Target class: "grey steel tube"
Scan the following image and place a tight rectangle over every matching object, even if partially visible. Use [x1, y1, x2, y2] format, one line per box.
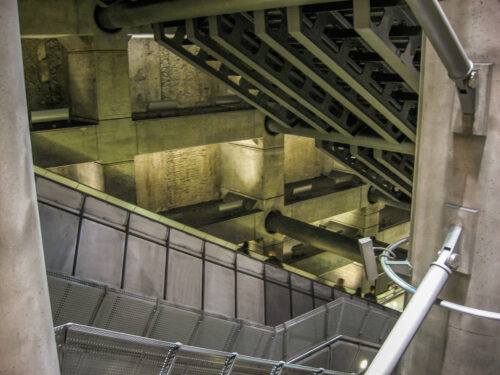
[366, 226, 462, 375]
[31, 108, 69, 124]
[96, 0, 340, 31]
[365, 250, 452, 374]
[266, 211, 364, 263]
[267, 119, 415, 155]
[405, 0, 473, 81]
[368, 186, 411, 211]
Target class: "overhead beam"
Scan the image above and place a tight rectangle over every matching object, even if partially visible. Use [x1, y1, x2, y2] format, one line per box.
[96, 0, 353, 31]
[267, 119, 415, 155]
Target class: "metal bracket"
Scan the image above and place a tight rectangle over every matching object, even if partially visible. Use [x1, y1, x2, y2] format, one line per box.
[443, 203, 479, 275]
[220, 353, 237, 375]
[270, 361, 285, 375]
[384, 260, 413, 277]
[453, 63, 493, 135]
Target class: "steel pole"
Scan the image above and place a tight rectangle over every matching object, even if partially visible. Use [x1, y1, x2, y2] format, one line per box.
[266, 119, 415, 155]
[96, 0, 341, 31]
[405, 0, 472, 81]
[365, 226, 462, 375]
[0, 0, 60, 373]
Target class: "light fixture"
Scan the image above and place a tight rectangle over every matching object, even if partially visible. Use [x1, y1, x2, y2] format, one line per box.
[359, 359, 369, 370]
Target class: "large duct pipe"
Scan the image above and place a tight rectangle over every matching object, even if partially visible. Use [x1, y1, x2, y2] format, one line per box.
[96, 0, 342, 31]
[266, 211, 364, 263]
[266, 211, 407, 263]
[266, 119, 415, 155]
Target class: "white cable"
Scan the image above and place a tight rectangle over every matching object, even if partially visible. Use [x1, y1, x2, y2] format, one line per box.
[381, 237, 500, 321]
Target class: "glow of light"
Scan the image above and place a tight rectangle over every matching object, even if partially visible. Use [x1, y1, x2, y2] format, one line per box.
[359, 359, 369, 370]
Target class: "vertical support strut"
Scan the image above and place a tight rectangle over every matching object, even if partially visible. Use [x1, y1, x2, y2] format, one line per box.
[158, 343, 181, 375]
[365, 225, 462, 375]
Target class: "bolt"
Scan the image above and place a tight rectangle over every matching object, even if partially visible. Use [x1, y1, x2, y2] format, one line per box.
[467, 70, 478, 89]
[447, 253, 461, 269]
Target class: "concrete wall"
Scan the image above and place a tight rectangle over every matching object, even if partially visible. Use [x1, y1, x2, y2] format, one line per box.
[404, 1, 500, 374]
[48, 162, 104, 191]
[135, 145, 221, 212]
[128, 37, 227, 112]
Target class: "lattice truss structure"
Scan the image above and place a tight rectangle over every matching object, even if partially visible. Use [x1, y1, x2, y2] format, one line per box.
[152, 1, 420, 203]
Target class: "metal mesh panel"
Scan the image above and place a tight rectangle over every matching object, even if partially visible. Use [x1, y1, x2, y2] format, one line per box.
[204, 262, 235, 317]
[166, 249, 202, 309]
[123, 235, 166, 298]
[336, 300, 369, 338]
[237, 273, 265, 324]
[296, 346, 330, 369]
[148, 303, 200, 343]
[314, 282, 333, 299]
[291, 291, 314, 318]
[193, 315, 239, 351]
[326, 300, 344, 337]
[169, 228, 203, 254]
[205, 242, 235, 266]
[129, 213, 168, 242]
[268, 326, 284, 360]
[39, 203, 79, 274]
[265, 264, 289, 284]
[359, 309, 390, 343]
[84, 196, 128, 227]
[36, 176, 84, 210]
[232, 357, 275, 375]
[232, 324, 274, 358]
[237, 254, 264, 276]
[329, 341, 359, 373]
[48, 275, 103, 326]
[93, 291, 155, 336]
[290, 274, 311, 293]
[58, 325, 172, 375]
[286, 308, 326, 359]
[266, 282, 291, 326]
[75, 219, 125, 288]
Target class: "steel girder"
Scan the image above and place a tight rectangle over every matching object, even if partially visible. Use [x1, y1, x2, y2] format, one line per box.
[153, 2, 421, 204]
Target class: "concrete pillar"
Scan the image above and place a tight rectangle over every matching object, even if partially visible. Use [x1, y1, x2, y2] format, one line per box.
[220, 120, 285, 254]
[330, 204, 384, 237]
[0, 1, 60, 373]
[404, 1, 500, 374]
[48, 162, 105, 191]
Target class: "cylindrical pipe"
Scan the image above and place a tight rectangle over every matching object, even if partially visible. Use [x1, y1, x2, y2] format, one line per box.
[266, 119, 415, 155]
[31, 108, 69, 124]
[405, 0, 473, 81]
[266, 211, 364, 263]
[368, 186, 411, 211]
[0, 1, 61, 373]
[365, 250, 453, 375]
[96, 0, 342, 31]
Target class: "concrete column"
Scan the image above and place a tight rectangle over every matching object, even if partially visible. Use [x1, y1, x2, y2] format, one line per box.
[0, 1, 60, 373]
[404, 1, 500, 374]
[220, 119, 285, 254]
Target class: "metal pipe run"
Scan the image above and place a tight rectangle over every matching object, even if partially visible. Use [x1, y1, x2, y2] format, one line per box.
[405, 0, 472, 81]
[266, 119, 415, 155]
[30, 108, 69, 124]
[405, 0, 476, 114]
[95, 0, 341, 31]
[365, 226, 462, 375]
[266, 211, 364, 263]
[368, 186, 411, 211]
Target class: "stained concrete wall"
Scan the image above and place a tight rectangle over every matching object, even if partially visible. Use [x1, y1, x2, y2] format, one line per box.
[128, 37, 227, 112]
[21, 38, 68, 111]
[284, 135, 323, 183]
[48, 162, 104, 191]
[404, 1, 500, 374]
[135, 145, 221, 212]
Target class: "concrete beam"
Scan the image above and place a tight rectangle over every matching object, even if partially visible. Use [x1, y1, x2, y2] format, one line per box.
[30, 109, 262, 167]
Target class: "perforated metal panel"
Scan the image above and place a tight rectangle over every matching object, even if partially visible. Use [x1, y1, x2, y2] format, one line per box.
[148, 303, 200, 343]
[266, 282, 291, 326]
[236, 273, 265, 324]
[123, 235, 166, 298]
[93, 291, 155, 336]
[204, 262, 235, 317]
[166, 249, 202, 309]
[75, 219, 125, 288]
[39, 203, 79, 274]
[286, 308, 326, 359]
